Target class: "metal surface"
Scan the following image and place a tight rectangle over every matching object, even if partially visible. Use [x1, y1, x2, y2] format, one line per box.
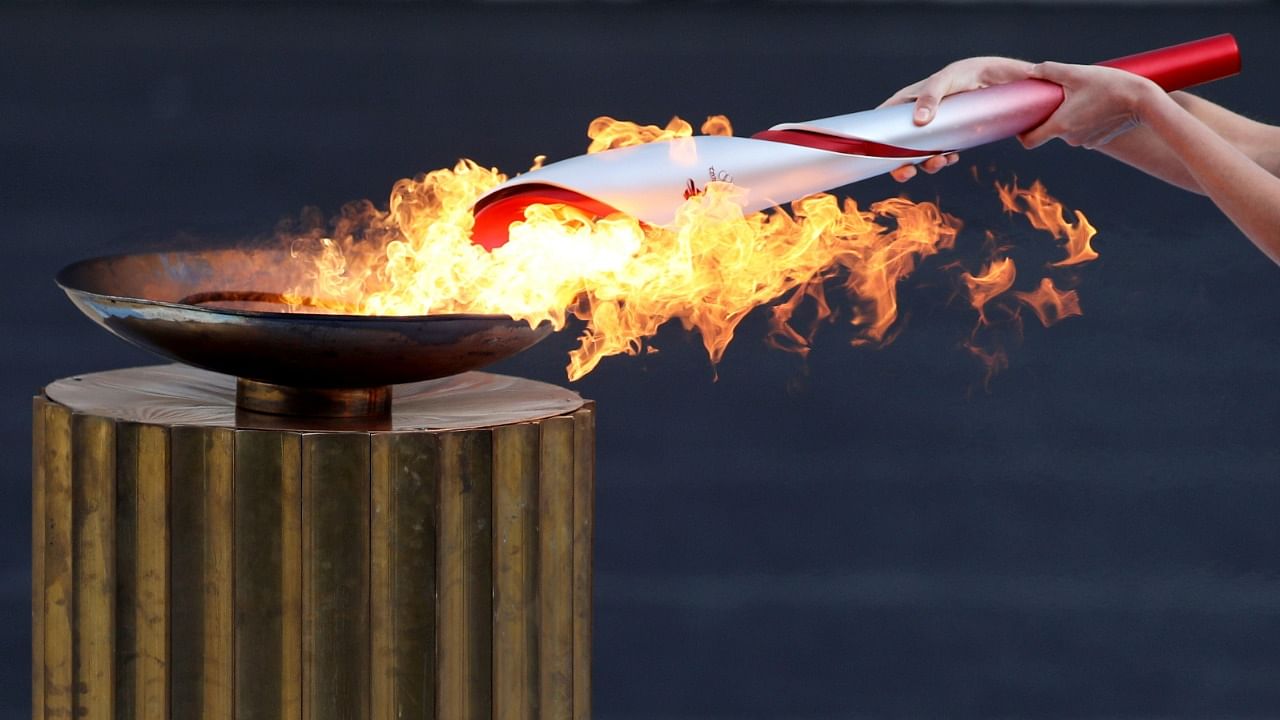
[538, 416, 575, 719]
[33, 370, 595, 720]
[437, 430, 494, 720]
[471, 136, 925, 245]
[169, 424, 235, 719]
[44, 364, 584, 433]
[56, 246, 553, 391]
[302, 432, 372, 720]
[370, 432, 438, 720]
[236, 378, 392, 418]
[770, 80, 1063, 154]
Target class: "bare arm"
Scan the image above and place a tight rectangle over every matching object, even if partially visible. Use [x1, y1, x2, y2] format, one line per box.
[1015, 62, 1280, 264]
[882, 59, 1280, 191]
[1099, 92, 1280, 195]
[1132, 81, 1280, 263]
[883, 58, 1280, 264]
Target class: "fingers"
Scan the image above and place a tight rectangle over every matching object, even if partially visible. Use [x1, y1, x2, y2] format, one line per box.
[877, 82, 923, 109]
[890, 165, 917, 182]
[880, 83, 940, 125]
[910, 74, 953, 125]
[977, 58, 1036, 86]
[889, 153, 959, 182]
[1027, 61, 1080, 88]
[912, 96, 938, 125]
[909, 58, 1027, 125]
[879, 74, 946, 124]
[1019, 62, 1144, 150]
[1028, 61, 1062, 79]
[882, 57, 1036, 117]
[921, 152, 962, 172]
[1017, 126, 1055, 150]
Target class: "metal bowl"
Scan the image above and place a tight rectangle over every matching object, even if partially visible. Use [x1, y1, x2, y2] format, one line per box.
[56, 246, 553, 392]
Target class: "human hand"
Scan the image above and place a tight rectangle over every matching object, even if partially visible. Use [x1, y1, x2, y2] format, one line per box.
[880, 56, 1035, 182]
[1017, 62, 1159, 149]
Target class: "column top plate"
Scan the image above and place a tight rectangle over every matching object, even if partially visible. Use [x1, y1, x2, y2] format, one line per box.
[44, 364, 585, 432]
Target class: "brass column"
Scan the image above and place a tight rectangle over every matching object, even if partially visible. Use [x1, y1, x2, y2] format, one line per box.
[32, 364, 594, 720]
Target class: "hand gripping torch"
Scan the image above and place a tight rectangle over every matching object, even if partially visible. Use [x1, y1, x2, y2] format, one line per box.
[471, 34, 1240, 250]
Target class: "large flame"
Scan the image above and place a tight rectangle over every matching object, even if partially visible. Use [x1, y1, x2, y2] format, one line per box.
[282, 116, 1094, 381]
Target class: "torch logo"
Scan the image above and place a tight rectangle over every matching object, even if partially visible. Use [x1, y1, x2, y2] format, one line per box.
[684, 166, 735, 200]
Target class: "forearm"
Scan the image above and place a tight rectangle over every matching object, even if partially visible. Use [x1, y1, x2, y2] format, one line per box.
[1136, 88, 1280, 265]
[1098, 122, 1204, 193]
[1098, 92, 1279, 195]
[1095, 92, 1254, 193]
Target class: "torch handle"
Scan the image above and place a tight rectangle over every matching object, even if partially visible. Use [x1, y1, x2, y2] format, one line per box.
[1098, 34, 1240, 93]
[761, 34, 1241, 156]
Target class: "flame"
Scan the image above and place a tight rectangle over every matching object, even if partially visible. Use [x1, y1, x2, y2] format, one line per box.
[699, 115, 734, 137]
[963, 335, 1010, 388]
[960, 257, 1017, 323]
[1014, 278, 1083, 327]
[280, 116, 1093, 381]
[959, 183, 1097, 384]
[997, 179, 1098, 266]
[586, 116, 690, 153]
[585, 114, 733, 154]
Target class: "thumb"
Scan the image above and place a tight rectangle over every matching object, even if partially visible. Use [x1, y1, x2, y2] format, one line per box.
[877, 83, 919, 109]
[913, 95, 939, 125]
[978, 58, 1037, 86]
[1028, 61, 1071, 84]
[1017, 125, 1054, 150]
[908, 74, 951, 125]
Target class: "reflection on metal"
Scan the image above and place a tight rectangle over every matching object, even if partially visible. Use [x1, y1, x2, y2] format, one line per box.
[44, 364, 583, 432]
[236, 378, 392, 419]
[56, 247, 553, 399]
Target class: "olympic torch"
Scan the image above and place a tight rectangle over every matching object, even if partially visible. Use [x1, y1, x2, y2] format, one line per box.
[471, 34, 1240, 249]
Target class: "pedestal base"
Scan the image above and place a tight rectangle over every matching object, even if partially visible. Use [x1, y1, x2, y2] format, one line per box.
[32, 364, 594, 720]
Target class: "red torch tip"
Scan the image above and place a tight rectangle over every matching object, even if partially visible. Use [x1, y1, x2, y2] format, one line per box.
[1099, 33, 1240, 93]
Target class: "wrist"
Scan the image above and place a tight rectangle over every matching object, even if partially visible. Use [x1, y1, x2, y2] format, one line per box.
[1132, 79, 1174, 125]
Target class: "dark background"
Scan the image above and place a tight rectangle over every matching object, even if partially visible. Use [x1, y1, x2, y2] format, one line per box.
[4, 2, 1280, 717]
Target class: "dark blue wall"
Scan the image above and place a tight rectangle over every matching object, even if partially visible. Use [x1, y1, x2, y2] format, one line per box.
[4, 4, 1279, 717]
